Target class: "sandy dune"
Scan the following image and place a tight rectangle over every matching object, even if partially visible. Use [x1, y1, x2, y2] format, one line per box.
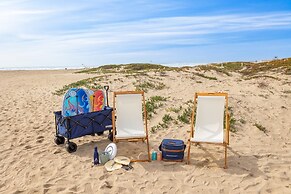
[0, 68, 290, 194]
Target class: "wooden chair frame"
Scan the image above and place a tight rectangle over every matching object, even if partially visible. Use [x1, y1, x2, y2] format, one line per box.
[187, 92, 230, 168]
[112, 91, 151, 162]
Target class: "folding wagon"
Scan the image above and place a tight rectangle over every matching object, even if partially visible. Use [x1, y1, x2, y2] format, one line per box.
[54, 107, 113, 153]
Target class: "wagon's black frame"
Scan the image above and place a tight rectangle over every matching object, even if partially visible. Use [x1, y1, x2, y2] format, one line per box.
[54, 107, 113, 153]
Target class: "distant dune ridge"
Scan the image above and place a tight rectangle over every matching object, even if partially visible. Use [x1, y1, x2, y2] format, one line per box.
[0, 58, 290, 193]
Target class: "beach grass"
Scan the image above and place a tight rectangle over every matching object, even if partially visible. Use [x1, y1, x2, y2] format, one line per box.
[195, 58, 291, 76]
[254, 123, 268, 134]
[193, 72, 218, 80]
[145, 96, 167, 119]
[134, 81, 166, 92]
[177, 100, 193, 124]
[151, 114, 174, 133]
[53, 76, 103, 95]
[167, 106, 182, 113]
[75, 63, 181, 74]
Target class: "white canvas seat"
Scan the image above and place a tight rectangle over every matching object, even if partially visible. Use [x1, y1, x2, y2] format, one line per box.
[115, 94, 146, 139]
[112, 91, 150, 162]
[187, 93, 230, 168]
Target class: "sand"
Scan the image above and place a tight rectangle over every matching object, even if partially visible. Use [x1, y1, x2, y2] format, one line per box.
[0, 69, 290, 194]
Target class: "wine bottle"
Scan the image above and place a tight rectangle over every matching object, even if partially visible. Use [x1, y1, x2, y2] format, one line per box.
[94, 146, 99, 165]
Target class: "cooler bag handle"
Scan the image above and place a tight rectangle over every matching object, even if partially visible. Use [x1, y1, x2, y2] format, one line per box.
[166, 141, 187, 149]
[159, 142, 186, 151]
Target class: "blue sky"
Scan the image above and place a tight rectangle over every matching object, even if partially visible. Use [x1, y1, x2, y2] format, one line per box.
[1, 0, 291, 69]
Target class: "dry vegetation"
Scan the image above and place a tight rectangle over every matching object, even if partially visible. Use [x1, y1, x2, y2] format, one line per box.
[53, 57, 291, 134]
[2, 55, 291, 194]
[75, 63, 181, 74]
[74, 58, 291, 76]
[52, 76, 104, 95]
[196, 58, 291, 78]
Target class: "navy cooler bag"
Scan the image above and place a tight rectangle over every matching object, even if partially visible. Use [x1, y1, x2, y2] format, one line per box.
[159, 139, 186, 162]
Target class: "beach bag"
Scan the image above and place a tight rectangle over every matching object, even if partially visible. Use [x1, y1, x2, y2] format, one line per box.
[159, 139, 186, 162]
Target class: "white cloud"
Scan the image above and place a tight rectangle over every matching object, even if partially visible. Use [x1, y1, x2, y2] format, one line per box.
[0, 0, 291, 68]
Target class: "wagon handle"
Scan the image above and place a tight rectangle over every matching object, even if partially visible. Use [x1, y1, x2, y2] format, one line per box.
[104, 85, 109, 106]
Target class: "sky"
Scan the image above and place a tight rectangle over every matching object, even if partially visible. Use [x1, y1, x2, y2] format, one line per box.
[1, 0, 291, 69]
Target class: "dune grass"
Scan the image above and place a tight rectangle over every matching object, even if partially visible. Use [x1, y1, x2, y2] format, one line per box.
[244, 75, 280, 80]
[241, 58, 291, 76]
[197, 64, 233, 76]
[167, 106, 182, 113]
[75, 57, 291, 76]
[76, 63, 181, 74]
[282, 90, 291, 94]
[135, 81, 166, 92]
[177, 100, 193, 124]
[193, 72, 217, 80]
[53, 76, 103, 95]
[151, 114, 174, 133]
[195, 58, 291, 76]
[254, 123, 268, 134]
[162, 114, 173, 124]
[228, 107, 237, 133]
[145, 96, 167, 119]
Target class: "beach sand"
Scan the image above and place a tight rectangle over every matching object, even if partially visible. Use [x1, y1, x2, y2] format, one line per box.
[0, 68, 290, 193]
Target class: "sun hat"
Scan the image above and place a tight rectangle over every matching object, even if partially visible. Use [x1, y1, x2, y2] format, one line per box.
[104, 160, 122, 172]
[114, 156, 130, 165]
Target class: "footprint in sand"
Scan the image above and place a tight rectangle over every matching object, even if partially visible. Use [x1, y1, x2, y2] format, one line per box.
[84, 183, 93, 193]
[36, 139, 44, 143]
[100, 181, 113, 189]
[25, 145, 32, 150]
[99, 174, 109, 181]
[56, 187, 66, 192]
[43, 183, 53, 189]
[53, 149, 62, 154]
[11, 190, 24, 194]
[69, 186, 78, 192]
[37, 136, 44, 139]
[33, 126, 40, 129]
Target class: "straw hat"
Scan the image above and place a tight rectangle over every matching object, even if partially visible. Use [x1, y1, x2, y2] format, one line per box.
[114, 156, 130, 165]
[104, 160, 122, 172]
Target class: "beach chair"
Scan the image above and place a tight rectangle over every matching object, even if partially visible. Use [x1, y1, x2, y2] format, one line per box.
[112, 91, 151, 162]
[187, 92, 230, 168]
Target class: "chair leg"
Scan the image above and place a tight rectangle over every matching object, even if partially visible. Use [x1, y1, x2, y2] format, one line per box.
[224, 144, 227, 169]
[146, 137, 151, 162]
[187, 140, 191, 164]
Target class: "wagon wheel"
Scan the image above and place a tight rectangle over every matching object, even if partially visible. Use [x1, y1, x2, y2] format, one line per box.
[66, 142, 77, 153]
[96, 132, 104, 136]
[54, 136, 65, 145]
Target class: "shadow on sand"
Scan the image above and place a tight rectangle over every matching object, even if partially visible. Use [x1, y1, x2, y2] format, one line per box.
[71, 138, 262, 177]
[187, 145, 263, 176]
